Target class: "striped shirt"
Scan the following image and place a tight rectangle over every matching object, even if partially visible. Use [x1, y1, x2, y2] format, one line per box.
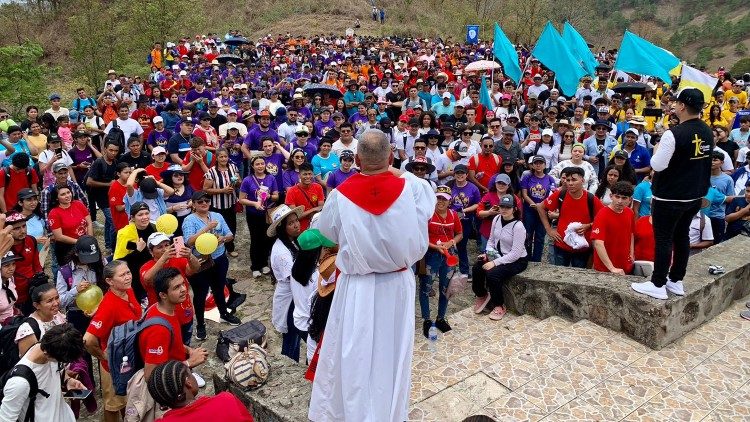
[205, 164, 240, 210]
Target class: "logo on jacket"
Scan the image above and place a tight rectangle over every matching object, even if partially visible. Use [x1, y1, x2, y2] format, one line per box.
[147, 346, 164, 355]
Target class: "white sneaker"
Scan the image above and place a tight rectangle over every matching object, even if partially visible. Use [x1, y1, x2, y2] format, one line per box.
[665, 279, 685, 296]
[192, 372, 206, 388]
[261, 266, 271, 275]
[631, 281, 668, 300]
[252, 270, 262, 278]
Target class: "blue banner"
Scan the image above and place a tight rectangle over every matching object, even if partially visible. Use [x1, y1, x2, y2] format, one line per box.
[466, 25, 480, 45]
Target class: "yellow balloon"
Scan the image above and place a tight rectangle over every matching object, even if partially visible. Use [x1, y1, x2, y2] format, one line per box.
[195, 233, 219, 255]
[155, 214, 179, 235]
[75, 285, 103, 314]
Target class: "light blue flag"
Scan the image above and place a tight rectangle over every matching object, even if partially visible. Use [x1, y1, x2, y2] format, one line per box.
[613, 31, 680, 82]
[531, 22, 588, 96]
[493, 23, 522, 84]
[479, 75, 493, 111]
[562, 21, 598, 76]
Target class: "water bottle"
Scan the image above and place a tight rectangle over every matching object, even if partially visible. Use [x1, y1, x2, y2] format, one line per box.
[428, 323, 438, 353]
[120, 356, 131, 373]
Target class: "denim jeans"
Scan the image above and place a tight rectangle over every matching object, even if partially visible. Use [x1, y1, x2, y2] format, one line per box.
[651, 198, 701, 287]
[419, 250, 450, 321]
[101, 207, 114, 250]
[523, 203, 546, 262]
[552, 246, 590, 268]
[280, 302, 308, 363]
[456, 216, 475, 275]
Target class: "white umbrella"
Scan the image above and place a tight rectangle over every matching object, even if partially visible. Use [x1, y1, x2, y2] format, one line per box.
[464, 60, 501, 72]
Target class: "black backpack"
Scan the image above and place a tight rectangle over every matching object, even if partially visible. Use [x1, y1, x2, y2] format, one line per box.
[0, 364, 48, 422]
[105, 120, 125, 151]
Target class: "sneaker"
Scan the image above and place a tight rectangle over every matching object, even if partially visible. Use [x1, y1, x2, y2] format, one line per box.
[261, 266, 271, 275]
[221, 313, 241, 325]
[192, 372, 206, 388]
[422, 319, 432, 339]
[741, 310, 750, 321]
[252, 270, 262, 278]
[195, 324, 207, 341]
[665, 279, 685, 296]
[473, 295, 491, 314]
[489, 306, 506, 320]
[631, 281, 668, 300]
[435, 318, 452, 333]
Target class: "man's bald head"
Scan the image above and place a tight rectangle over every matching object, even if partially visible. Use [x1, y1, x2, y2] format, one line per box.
[356, 129, 392, 172]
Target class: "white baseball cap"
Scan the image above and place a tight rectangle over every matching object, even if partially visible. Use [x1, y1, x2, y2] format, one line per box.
[151, 146, 167, 156]
[147, 232, 171, 247]
[179, 70, 187, 76]
[152, 116, 164, 124]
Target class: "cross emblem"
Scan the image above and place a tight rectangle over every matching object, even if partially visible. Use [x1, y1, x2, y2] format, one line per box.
[692, 134, 703, 156]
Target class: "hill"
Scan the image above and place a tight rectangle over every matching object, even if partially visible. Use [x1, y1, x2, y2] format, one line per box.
[0, 0, 748, 91]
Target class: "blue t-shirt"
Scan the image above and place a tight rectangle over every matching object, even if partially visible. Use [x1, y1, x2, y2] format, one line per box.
[633, 180, 653, 217]
[312, 153, 340, 179]
[725, 196, 749, 239]
[182, 211, 231, 259]
[343, 91, 364, 115]
[708, 173, 734, 218]
[167, 133, 191, 158]
[702, 187, 727, 217]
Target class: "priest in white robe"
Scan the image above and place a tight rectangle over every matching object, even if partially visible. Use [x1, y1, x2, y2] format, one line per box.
[308, 129, 436, 422]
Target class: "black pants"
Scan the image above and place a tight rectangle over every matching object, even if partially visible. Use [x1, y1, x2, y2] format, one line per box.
[212, 206, 237, 253]
[709, 216, 726, 245]
[651, 198, 702, 287]
[471, 258, 528, 308]
[280, 302, 308, 363]
[188, 253, 229, 327]
[246, 212, 272, 271]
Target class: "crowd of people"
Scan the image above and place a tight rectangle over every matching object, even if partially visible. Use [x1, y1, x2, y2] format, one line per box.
[0, 28, 749, 422]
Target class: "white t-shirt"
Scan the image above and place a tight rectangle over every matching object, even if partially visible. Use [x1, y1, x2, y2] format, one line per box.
[277, 121, 303, 142]
[689, 213, 714, 245]
[43, 107, 69, 121]
[331, 138, 358, 156]
[104, 118, 144, 143]
[0, 353, 76, 422]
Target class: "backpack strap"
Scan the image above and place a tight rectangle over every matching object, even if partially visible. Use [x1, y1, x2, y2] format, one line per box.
[139, 317, 174, 347]
[586, 192, 595, 222]
[9, 364, 49, 422]
[699, 210, 706, 242]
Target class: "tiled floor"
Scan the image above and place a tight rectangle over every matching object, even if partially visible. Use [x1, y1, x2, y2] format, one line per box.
[408, 298, 750, 421]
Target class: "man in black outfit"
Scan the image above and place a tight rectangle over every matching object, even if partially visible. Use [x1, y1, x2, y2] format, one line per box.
[631, 88, 714, 300]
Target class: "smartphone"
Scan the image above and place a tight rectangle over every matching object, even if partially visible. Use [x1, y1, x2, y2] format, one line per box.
[172, 236, 185, 255]
[55, 147, 63, 158]
[126, 241, 137, 251]
[483, 201, 492, 209]
[63, 389, 92, 400]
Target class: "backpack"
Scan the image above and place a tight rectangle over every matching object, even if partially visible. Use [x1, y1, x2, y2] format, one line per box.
[558, 189, 596, 222]
[0, 316, 41, 374]
[0, 364, 49, 422]
[216, 320, 267, 363]
[73, 97, 95, 112]
[105, 120, 126, 151]
[3, 165, 33, 188]
[106, 311, 173, 396]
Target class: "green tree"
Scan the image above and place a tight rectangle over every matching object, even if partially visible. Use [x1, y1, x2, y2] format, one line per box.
[695, 47, 714, 68]
[0, 43, 49, 118]
[730, 58, 750, 76]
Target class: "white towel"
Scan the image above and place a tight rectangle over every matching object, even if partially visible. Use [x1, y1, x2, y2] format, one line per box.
[564, 222, 589, 250]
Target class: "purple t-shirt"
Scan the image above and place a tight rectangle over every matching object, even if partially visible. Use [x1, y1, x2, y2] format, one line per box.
[449, 182, 481, 214]
[326, 168, 356, 190]
[147, 129, 172, 149]
[520, 172, 556, 203]
[184, 89, 214, 111]
[282, 170, 299, 191]
[314, 119, 335, 137]
[286, 140, 317, 159]
[262, 153, 285, 189]
[67, 146, 96, 183]
[243, 126, 279, 151]
[240, 174, 278, 215]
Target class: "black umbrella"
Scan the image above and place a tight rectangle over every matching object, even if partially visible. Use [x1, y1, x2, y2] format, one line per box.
[216, 54, 242, 64]
[303, 83, 343, 99]
[612, 82, 650, 95]
[224, 36, 250, 46]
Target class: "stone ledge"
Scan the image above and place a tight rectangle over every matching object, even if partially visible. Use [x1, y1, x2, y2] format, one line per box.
[503, 235, 750, 349]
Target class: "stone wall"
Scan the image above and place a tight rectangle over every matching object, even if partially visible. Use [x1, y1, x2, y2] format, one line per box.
[503, 235, 750, 349]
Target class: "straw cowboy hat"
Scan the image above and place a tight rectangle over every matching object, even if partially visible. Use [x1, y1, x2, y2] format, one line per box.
[266, 204, 304, 237]
[317, 252, 339, 297]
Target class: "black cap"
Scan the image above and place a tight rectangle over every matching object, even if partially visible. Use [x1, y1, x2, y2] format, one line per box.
[129, 201, 149, 216]
[0, 251, 22, 266]
[17, 188, 37, 201]
[454, 164, 468, 173]
[676, 87, 705, 109]
[74, 235, 101, 264]
[191, 190, 210, 202]
[179, 117, 194, 125]
[139, 178, 158, 199]
[614, 150, 628, 159]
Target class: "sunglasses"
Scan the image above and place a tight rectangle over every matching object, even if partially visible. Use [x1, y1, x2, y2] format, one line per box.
[412, 166, 427, 171]
[296, 133, 309, 137]
[490, 125, 501, 128]
[293, 155, 305, 159]
[195, 199, 210, 204]
[564, 135, 574, 138]
[462, 132, 472, 136]
[482, 144, 494, 148]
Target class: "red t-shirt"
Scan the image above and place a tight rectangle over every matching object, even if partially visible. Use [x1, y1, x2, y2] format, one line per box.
[108, 180, 129, 231]
[284, 183, 324, 232]
[427, 209, 462, 245]
[159, 392, 254, 421]
[86, 289, 141, 372]
[47, 200, 90, 239]
[182, 151, 216, 191]
[543, 188, 603, 252]
[0, 167, 39, 211]
[10, 237, 42, 304]
[476, 192, 522, 239]
[137, 306, 185, 365]
[468, 153, 502, 189]
[633, 216, 655, 262]
[140, 257, 193, 325]
[591, 206, 635, 273]
[144, 163, 166, 181]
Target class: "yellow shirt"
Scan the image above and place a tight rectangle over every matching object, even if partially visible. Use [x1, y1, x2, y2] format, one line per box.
[721, 109, 737, 127]
[726, 90, 748, 108]
[703, 116, 729, 128]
